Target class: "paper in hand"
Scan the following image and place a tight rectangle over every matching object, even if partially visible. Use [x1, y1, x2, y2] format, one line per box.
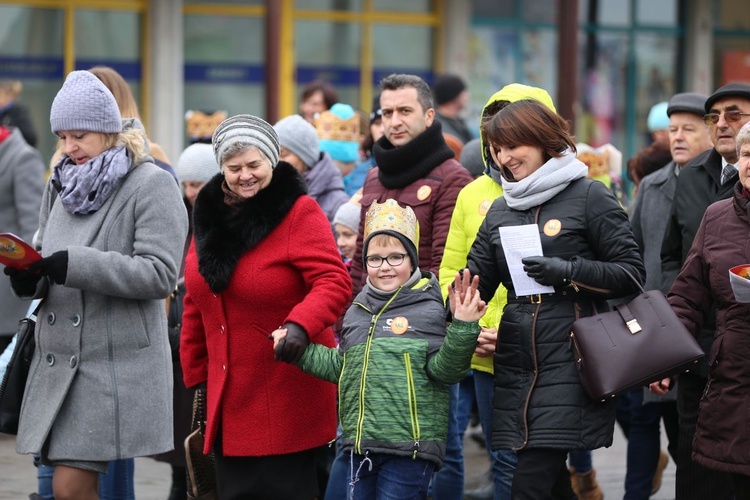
[0, 233, 42, 270]
[498, 224, 555, 297]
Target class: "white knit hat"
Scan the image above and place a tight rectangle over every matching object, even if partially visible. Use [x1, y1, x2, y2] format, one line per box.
[212, 114, 280, 168]
[176, 143, 220, 184]
[50, 71, 122, 134]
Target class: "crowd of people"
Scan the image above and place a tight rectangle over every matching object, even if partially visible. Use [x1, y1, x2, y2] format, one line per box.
[1, 66, 749, 500]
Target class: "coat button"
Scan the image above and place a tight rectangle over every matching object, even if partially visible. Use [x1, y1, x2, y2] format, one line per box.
[69, 356, 77, 368]
[71, 314, 81, 327]
[46, 353, 55, 366]
[47, 313, 56, 325]
[222, 364, 226, 371]
[220, 325, 225, 333]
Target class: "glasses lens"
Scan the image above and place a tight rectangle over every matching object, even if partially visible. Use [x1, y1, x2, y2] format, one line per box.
[704, 113, 719, 125]
[366, 256, 383, 268]
[386, 254, 405, 266]
[726, 110, 743, 122]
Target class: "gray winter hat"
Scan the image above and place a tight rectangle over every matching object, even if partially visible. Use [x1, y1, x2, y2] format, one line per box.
[459, 138, 484, 178]
[667, 92, 707, 117]
[273, 114, 320, 168]
[176, 143, 220, 184]
[212, 114, 280, 168]
[50, 71, 122, 134]
[332, 202, 361, 233]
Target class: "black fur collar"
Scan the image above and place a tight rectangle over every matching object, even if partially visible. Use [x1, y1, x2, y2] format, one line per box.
[193, 162, 307, 292]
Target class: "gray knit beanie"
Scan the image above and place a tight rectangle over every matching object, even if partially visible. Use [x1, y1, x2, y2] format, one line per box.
[176, 143, 220, 184]
[273, 114, 320, 168]
[459, 138, 484, 178]
[332, 202, 361, 233]
[212, 114, 280, 168]
[50, 71, 122, 134]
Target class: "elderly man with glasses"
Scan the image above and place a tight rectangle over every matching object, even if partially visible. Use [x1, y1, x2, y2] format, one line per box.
[660, 82, 750, 500]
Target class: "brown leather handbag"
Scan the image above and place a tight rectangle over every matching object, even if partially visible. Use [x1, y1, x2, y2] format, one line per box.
[185, 387, 216, 499]
[569, 265, 704, 401]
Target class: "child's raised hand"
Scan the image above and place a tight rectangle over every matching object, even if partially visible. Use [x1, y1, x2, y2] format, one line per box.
[451, 269, 486, 323]
[268, 328, 288, 351]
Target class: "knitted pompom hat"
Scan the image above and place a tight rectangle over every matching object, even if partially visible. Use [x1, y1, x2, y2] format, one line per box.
[212, 114, 280, 167]
[316, 103, 360, 163]
[50, 71, 122, 134]
[176, 143, 220, 184]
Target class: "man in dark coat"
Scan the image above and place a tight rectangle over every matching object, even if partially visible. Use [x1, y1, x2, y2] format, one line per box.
[661, 82, 750, 500]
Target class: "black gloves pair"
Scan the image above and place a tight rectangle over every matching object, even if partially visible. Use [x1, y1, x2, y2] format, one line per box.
[521, 256, 573, 287]
[273, 322, 309, 364]
[4, 251, 69, 294]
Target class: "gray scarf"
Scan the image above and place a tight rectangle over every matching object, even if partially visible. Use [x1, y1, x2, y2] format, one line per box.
[52, 145, 131, 215]
[501, 149, 588, 211]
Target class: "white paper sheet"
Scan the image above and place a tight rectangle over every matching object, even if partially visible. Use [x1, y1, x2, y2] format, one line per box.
[498, 224, 555, 297]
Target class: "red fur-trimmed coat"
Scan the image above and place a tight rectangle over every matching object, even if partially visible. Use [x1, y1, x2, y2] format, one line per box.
[180, 162, 352, 456]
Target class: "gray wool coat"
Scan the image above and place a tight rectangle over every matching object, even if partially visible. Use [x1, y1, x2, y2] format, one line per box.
[15, 156, 188, 462]
[0, 128, 44, 335]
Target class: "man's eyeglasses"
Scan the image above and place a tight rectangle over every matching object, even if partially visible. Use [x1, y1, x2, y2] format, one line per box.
[703, 110, 750, 126]
[366, 253, 408, 268]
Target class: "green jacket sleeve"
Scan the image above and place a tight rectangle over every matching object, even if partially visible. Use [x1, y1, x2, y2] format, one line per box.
[426, 318, 481, 384]
[298, 342, 344, 384]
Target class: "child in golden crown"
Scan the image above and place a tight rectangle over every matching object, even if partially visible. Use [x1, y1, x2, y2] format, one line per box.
[271, 198, 485, 499]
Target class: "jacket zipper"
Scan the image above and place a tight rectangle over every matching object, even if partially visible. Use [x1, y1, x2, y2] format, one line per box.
[517, 302, 542, 451]
[354, 289, 402, 454]
[403, 352, 421, 459]
[569, 280, 611, 294]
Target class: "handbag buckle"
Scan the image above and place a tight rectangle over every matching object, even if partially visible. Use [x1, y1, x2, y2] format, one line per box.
[530, 294, 542, 304]
[626, 319, 642, 334]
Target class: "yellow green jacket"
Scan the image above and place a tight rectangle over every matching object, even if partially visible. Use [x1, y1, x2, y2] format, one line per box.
[439, 175, 506, 374]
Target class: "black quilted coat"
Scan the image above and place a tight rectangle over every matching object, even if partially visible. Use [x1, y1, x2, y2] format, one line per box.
[466, 177, 645, 452]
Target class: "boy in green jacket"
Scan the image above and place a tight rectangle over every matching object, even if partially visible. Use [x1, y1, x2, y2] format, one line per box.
[272, 198, 485, 499]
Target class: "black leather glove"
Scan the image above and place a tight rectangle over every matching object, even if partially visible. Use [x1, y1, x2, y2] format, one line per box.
[28, 250, 68, 285]
[4, 266, 42, 296]
[274, 322, 309, 364]
[522, 256, 573, 287]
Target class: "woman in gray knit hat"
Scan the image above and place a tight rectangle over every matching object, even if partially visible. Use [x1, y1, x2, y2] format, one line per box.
[3, 70, 188, 499]
[180, 114, 352, 498]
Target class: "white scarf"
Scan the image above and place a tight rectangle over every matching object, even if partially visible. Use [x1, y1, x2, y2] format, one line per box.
[501, 149, 588, 211]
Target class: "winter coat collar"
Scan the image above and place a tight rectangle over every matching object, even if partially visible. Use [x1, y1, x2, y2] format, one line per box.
[733, 181, 750, 221]
[306, 151, 346, 200]
[373, 122, 455, 189]
[193, 161, 307, 292]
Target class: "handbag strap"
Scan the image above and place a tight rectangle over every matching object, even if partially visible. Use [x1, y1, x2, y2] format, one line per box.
[614, 264, 645, 294]
[28, 299, 43, 321]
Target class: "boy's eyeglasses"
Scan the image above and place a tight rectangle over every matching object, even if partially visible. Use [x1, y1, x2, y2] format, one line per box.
[703, 110, 750, 126]
[366, 253, 408, 268]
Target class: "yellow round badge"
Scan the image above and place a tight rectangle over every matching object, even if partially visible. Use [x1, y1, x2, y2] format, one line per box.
[478, 199, 492, 216]
[543, 219, 562, 237]
[417, 185, 432, 201]
[391, 316, 409, 335]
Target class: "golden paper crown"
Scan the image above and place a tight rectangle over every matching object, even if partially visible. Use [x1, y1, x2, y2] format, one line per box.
[363, 199, 420, 249]
[315, 110, 360, 143]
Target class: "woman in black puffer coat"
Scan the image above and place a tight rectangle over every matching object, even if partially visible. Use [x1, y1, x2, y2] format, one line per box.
[465, 99, 645, 499]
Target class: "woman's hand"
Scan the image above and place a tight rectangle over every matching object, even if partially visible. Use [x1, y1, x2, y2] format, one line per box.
[451, 269, 487, 323]
[3, 266, 42, 295]
[274, 322, 309, 364]
[522, 256, 571, 287]
[475, 327, 497, 357]
[268, 328, 287, 351]
[649, 377, 672, 395]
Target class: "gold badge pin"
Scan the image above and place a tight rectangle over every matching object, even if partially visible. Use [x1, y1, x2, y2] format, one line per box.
[391, 316, 409, 335]
[479, 199, 492, 216]
[417, 185, 432, 201]
[543, 219, 562, 237]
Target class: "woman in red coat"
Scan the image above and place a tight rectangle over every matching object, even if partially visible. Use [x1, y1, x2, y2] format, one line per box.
[180, 114, 352, 499]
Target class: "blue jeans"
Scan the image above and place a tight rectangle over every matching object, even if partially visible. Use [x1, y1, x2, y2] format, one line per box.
[568, 450, 592, 473]
[620, 389, 662, 500]
[324, 431, 349, 500]
[36, 458, 135, 500]
[349, 452, 434, 499]
[474, 370, 517, 500]
[430, 382, 463, 499]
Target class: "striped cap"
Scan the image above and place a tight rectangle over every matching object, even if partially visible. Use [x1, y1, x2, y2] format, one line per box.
[212, 114, 280, 168]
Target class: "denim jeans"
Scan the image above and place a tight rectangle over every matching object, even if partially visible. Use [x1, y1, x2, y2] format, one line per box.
[324, 431, 349, 500]
[430, 382, 464, 499]
[568, 450, 592, 473]
[349, 452, 435, 500]
[473, 370, 517, 500]
[35, 458, 134, 500]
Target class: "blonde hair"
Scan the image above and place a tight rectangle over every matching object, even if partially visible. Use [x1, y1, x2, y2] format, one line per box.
[0, 80, 23, 99]
[50, 127, 148, 167]
[88, 66, 140, 119]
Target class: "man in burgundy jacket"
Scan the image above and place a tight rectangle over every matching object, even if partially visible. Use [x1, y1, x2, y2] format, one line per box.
[350, 74, 472, 295]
